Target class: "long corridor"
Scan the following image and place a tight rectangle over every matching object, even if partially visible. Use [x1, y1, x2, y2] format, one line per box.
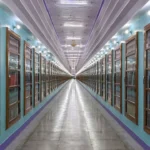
[16, 80, 130, 150]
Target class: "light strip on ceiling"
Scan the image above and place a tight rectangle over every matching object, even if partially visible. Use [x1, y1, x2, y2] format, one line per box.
[60, 1, 88, 5]
[64, 23, 83, 27]
[66, 37, 81, 40]
[61, 45, 72, 47]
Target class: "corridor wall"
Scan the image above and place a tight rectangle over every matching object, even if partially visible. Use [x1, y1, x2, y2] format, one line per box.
[0, 3, 70, 148]
[77, 14, 150, 148]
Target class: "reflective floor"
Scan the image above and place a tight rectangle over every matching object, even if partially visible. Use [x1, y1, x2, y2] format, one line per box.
[16, 80, 130, 150]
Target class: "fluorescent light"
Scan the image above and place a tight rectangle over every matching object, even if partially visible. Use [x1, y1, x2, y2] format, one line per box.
[62, 45, 71, 47]
[66, 37, 81, 40]
[60, 1, 88, 5]
[76, 45, 85, 47]
[64, 23, 83, 27]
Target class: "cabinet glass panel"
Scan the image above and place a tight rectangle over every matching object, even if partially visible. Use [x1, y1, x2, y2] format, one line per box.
[24, 43, 33, 114]
[25, 72, 32, 84]
[145, 25, 150, 132]
[25, 59, 32, 72]
[41, 82, 46, 100]
[9, 70, 19, 86]
[25, 97, 32, 110]
[9, 87, 19, 104]
[41, 56, 46, 99]
[34, 52, 40, 105]
[146, 91, 150, 109]
[126, 55, 136, 71]
[9, 103, 19, 122]
[98, 61, 101, 95]
[106, 53, 112, 104]
[46, 61, 50, 96]
[9, 35, 19, 53]
[146, 111, 150, 128]
[6, 29, 21, 128]
[35, 83, 40, 105]
[146, 70, 150, 89]
[25, 85, 32, 98]
[125, 34, 138, 124]
[127, 102, 135, 117]
[126, 39, 136, 55]
[100, 57, 105, 99]
[9, 53, 20, 70]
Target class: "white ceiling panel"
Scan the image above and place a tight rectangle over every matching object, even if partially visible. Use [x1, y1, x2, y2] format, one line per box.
[2, 0, 148, 73]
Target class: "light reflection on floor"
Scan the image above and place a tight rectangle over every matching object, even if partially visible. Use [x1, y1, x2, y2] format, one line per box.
[16, 80, 129, 150]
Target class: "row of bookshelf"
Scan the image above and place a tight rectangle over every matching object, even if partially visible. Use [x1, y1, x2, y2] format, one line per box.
[77, 23, 150, 134]
[5, 28, 70, 129]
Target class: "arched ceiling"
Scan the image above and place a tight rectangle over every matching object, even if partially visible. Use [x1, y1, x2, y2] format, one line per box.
[2, 0, 148, 73]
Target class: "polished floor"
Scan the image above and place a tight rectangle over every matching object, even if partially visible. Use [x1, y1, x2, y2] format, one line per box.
[16, 80, 131, 150]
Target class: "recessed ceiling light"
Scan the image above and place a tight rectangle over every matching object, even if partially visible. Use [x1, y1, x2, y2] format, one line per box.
[64, 23, 83, 27]
[66, 37, 81, 40]
[60, 1, 88, 5]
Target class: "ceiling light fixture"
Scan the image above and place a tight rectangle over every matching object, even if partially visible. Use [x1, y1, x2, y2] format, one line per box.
[13, 25, 21, 30]
[16, 25, 21, 29]
[64, 23, 83, 27]
[66, 37, 81, 40]
[60, 1, 88, 5]
[62, 45, 71, 47]
[125, 29, 129, 34]
[114, 40, 117, 44]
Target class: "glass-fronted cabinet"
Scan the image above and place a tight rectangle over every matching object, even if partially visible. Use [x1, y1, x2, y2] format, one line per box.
[49, 62, 52, 93]
[144, 24, 150, 134]
[41, 56, 46, 100]
[24, 42, 33, 115]
[97, 60, 100, 95]
[6, 28, 21, 128]
[46, 61, 50, 96]
[114, 45, 122, 112]
[106, 52, 113, 105]
[125, 33, 139, 124]
[96, 61, 99, 95]
[34, 51, 40, 106]
[100, 56, 106, 100]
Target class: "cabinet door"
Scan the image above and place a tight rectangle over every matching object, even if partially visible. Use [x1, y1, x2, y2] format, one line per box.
[41, 56, 46, 100]
[24, 42, 33, 114]
[34, 52, 40, 106]
[114, 45, 122, 112]
[106, 52, 113, 105]
[6, 28, 21, 128]
[144, 24, 150, 134]
[125, 33, 138, 124]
